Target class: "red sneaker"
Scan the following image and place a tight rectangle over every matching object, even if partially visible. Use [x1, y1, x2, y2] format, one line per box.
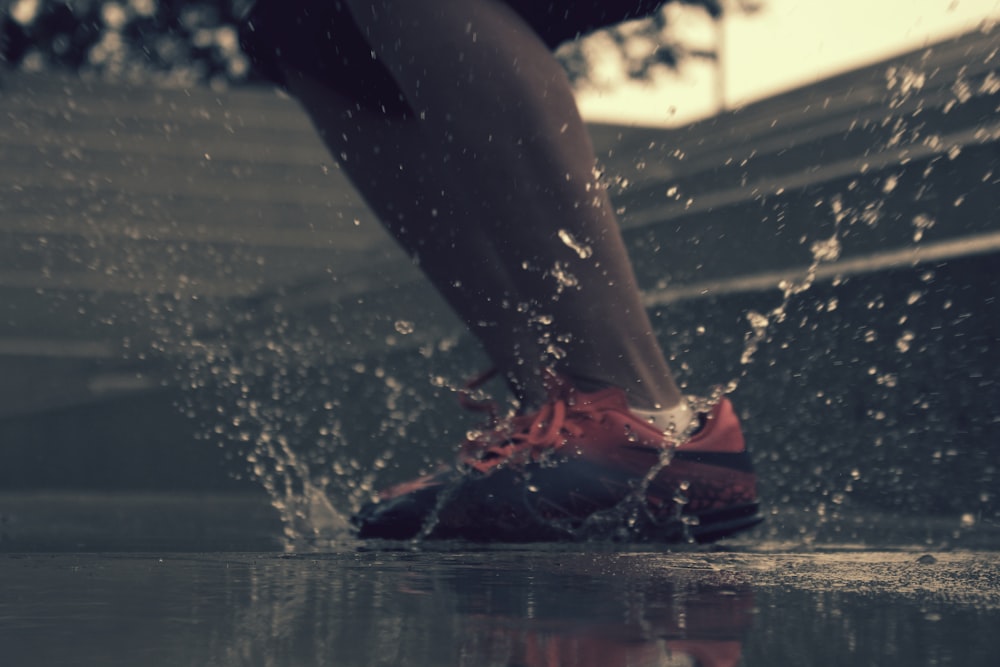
[353, 373, 761, 542]
[460, 581, 755, 667]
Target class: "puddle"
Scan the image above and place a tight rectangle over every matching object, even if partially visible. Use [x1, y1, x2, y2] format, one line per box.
[1, 549, 997, 666]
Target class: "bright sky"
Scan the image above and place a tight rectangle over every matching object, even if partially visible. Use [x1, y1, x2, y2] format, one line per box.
[576, 0, 1000, 126]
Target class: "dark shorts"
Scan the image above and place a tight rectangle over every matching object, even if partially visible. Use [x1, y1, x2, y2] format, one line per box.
[239, 0, 665, 116]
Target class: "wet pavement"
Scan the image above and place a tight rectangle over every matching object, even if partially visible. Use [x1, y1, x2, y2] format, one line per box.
[4, 491, 998, 666]
[3, 493, 1000, 667]
[2, 546, 998, 667]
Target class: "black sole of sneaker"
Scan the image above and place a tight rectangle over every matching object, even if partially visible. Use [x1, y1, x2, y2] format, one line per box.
[354, 455, 766, 543]
[355, 474, 764, 544]
[686, 503, 764, 543]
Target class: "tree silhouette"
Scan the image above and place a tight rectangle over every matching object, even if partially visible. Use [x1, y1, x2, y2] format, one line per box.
[2, 1, 760, 87]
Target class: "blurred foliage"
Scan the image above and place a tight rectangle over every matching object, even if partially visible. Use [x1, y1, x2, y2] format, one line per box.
[1, 0, 761, 86]
[1, 0, 254, 85]
[558, 0, 762, 85]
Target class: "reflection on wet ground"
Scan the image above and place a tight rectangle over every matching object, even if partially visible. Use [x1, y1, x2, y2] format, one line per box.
[2, 548, 998, 667]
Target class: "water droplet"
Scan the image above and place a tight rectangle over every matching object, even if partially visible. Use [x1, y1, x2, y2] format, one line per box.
[740, 310, 770, 365]
[545, 342, 567, 360]
[896, 331, 916, 353]
[810, 235, 841, 262]
[912, 213, 936, 242]
[394, 320, 415, 335]
[550, 262, 579, 290]
[557, 229, 593, 259]
[876, 373, 899, 388]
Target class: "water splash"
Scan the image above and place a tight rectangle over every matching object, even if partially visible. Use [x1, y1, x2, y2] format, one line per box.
[740, 310, 772, 366]
[724, 36, 970, 400]
[250, 428, 349, 547]
[140, 298, 435, 549]
[731, 197, 847, 387]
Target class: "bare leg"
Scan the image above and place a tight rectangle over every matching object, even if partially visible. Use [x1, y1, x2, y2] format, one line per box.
[295, 0, 682, 410]
[285, 74, 548, 403]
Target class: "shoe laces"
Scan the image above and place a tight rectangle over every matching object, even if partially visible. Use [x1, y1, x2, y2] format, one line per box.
[456, 370, 622, 473]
